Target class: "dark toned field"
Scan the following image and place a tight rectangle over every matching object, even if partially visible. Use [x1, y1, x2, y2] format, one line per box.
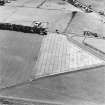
[69, 0, 105, 12]
[0, 30, 43, 89]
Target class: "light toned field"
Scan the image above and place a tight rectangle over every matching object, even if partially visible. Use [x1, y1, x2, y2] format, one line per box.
[66, 12, 104, 34]
[0, 33, 105, 105]
[6, 0, 45, 7]
[41, 0, 82, 11]
[0, 66, 105, 105]
[0, 0, 84, 33]
[71, 36, 105, 57]
[66, 11, 105, 53]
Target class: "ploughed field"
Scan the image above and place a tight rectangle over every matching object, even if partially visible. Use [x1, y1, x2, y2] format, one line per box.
[68, 0, 105, 12]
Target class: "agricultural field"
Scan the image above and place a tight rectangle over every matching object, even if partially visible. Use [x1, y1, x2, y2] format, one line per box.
[0, 0, 105, 105]
[0, 30, 43, 89]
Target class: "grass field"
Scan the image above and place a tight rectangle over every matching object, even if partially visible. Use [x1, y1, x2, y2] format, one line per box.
[0, 30, 43, 89]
